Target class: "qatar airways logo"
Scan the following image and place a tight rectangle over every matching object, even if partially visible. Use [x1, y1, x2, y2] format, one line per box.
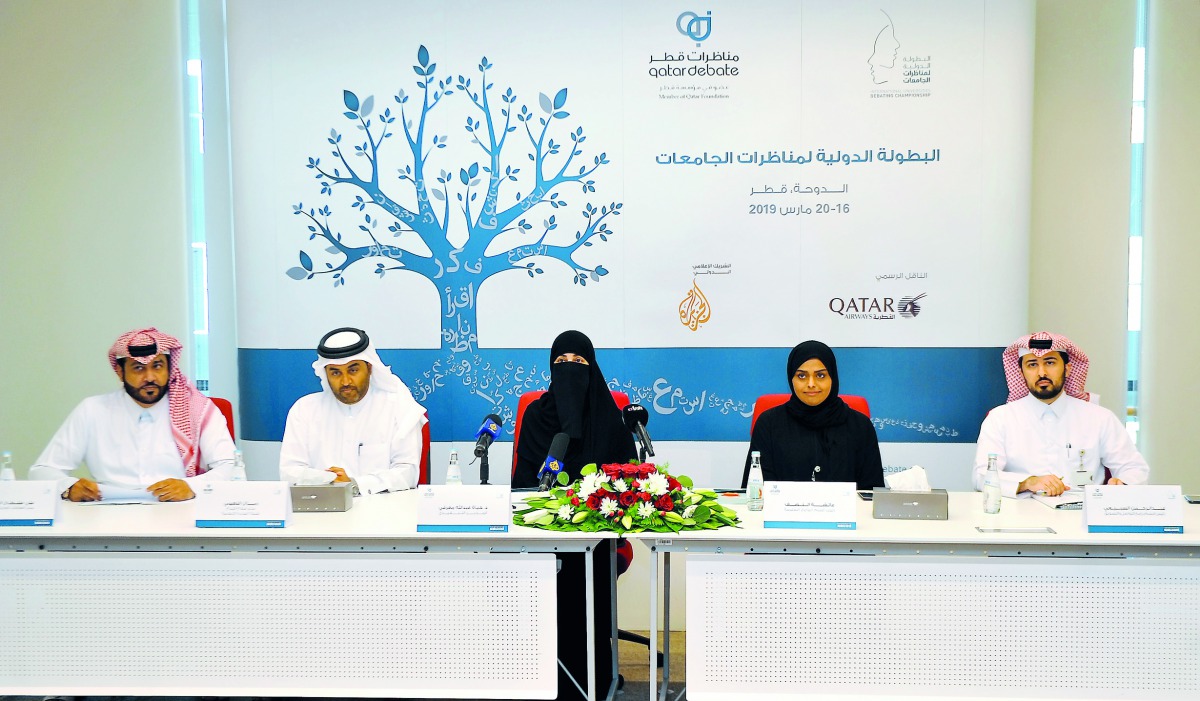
[829, 293, 927, 320]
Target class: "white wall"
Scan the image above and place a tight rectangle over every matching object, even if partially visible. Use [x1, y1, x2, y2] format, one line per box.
[1141, 0, 1200, 493]
[1028, 0, 1135, 418]
[0, 0, 189, 475]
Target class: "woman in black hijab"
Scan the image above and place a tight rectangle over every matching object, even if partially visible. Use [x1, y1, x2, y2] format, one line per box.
[512, 330, 635, 699]
[513, 330, 636, 486]
[743, 340, 884, 489]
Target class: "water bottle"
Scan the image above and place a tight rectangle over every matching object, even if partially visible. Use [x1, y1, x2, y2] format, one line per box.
[0, 451, 14, 481]
[445, 449, 462, 485]
[231, 449, 247, 481]
[746, 451, 764, 512]
[982, 453, 1001, 514]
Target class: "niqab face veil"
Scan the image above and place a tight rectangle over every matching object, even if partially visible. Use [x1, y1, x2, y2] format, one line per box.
[515, 330, 636, 481]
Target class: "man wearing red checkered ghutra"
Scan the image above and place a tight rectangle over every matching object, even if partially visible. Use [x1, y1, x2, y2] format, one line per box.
[29, 327, 236, 502]
[971, 331, 1148, 499]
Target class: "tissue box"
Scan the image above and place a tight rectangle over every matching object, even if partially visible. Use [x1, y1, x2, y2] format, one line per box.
[290, 482, 355, 512]
[872, 488, 948, 520]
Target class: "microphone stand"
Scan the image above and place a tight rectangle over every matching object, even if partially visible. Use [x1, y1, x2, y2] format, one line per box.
[478, 450, 490, 485]
[638, 443, 648, 463]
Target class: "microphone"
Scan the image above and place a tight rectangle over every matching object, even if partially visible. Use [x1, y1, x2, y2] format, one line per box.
[472, 413, 504, 458]
[623, 404, 655, 458]
[537, 432, 570, 491]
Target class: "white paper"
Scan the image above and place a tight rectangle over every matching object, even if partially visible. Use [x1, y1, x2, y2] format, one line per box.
[1084, 484, 1184, 533]
[417, 485, 511, 532]
[762, 481, 857, 530]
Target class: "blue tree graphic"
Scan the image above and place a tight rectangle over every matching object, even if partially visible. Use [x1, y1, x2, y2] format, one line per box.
[288, 46, 620, 359]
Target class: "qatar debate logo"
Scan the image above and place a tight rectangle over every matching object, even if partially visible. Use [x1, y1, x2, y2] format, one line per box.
[677, 10, 713, 46]
[829, 293, 927, 320]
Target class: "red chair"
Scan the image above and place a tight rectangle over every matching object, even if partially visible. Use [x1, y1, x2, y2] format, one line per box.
[750, 393, 870, 433]
[419, 413, 431, 485]
[210, 397, 235, 440]
[511, 390, 630, 476]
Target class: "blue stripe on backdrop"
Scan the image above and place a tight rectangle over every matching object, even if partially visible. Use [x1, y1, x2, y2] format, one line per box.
[239, 347, 1006, 444]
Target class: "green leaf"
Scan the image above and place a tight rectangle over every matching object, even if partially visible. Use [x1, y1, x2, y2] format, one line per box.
[580, 463, 597, 476]
[621, 514, 633, 530]
[677, 475, 694, 488]
[682, 518, 696, 526]
[661, 511, 683, 523]
[692, 505, 711, 523]
[535, 514, 555, 526]
[557, 471, 570, 486]
[572, 511, 589, 524]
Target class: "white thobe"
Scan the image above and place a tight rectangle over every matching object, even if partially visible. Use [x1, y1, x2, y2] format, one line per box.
[972, 394, 1149, 498]
[278, 387, 425, 493]
[29, 389, 236, 493]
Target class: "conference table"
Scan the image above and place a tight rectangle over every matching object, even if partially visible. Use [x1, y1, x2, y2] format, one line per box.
[638, 491, 1200, 701]
[0, 491, 619, 700]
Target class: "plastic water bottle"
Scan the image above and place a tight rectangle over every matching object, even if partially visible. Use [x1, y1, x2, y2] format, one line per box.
[231, 449, 247, 481]
[982, 453, 1001, 514]
[0, 451, 14, 481]
[445, 449, 462, 485]
[746, 451, 764, 512]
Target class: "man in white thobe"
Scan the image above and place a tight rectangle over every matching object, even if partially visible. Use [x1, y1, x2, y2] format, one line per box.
[30, 327, 235, 501]
[972, 331, 1148, 498]
[279, 327, 427, 493]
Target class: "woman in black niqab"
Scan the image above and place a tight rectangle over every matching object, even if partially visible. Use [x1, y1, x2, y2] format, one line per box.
[742, 340, 884, 489]
[513, 330, 636, 487]
[511, 330, 635, 698]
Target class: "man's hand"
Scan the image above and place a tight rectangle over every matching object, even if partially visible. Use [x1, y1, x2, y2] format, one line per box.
[147, 478, 195, 502]
[64, 478, 101, 502]
[327, 467, 352, 483]
[1019, 474, 1070, 496]
[1107, 477, 1126, 485]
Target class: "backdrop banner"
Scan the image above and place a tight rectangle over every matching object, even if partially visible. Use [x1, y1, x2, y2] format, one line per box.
[228, 0, 1034, 486]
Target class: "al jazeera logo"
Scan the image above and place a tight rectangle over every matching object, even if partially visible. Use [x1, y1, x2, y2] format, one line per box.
[679, 263, 730, 331]
[678, 280, 711, 331]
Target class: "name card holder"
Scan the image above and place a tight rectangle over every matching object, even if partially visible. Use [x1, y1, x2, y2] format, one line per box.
[0, 481, 59, 526]
[195, 481, 291, 528]
[762, 481, 857, 530]
[416, 485, 511, 532]
[1085, 484, 1184, 533]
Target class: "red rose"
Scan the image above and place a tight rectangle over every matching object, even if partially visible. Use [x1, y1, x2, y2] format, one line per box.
[655, 494, 674, 511]
[570, 497, 580, 506]
[594, 488, 610, 501]
[621, 464, 640, 478]
[638, 465, 654, 479]
[618, 491, 637, 507]
[640, 492, 653, 502]
[566, 489, 574, 497]
[667, 477, 682, 492]
[602, 463, 622, 478]
[629, 480, 640, 491]
[586, 495, 601, 510]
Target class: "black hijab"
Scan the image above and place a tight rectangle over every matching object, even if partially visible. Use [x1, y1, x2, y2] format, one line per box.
[742, 340, 883, 488]
[784, 340, 854, 428]
[514, 330, 636, 484]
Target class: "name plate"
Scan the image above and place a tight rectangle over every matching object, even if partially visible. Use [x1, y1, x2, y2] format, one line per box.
[763, 481, 857, 530]
[195, 481, 290, 528]
[0, 481, 59, 526]
[1084, 484, 1184, 533]
[416, 485, 510, 532]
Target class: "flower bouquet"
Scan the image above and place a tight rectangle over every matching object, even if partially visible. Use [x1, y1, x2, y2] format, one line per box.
[513, 462, 740, 534]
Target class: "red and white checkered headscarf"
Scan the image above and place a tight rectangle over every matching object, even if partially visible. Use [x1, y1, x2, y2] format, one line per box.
[108, 328, 216, 477]
[1002, 331, 1091, 403]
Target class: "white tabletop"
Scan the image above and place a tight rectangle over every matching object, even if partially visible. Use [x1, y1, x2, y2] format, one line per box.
[0, 488, 614, 543]
[636, 491, 1200, 550]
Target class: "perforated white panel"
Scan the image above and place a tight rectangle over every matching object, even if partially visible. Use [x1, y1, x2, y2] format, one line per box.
[686, 555, 1200, 700]
[0, 552, 556, 698]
